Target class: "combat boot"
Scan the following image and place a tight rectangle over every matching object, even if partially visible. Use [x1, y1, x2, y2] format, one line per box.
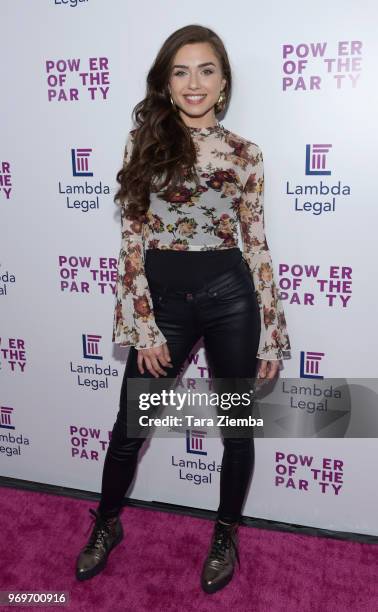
[201, 520, 240, 594]
[75, 507, 123, 581]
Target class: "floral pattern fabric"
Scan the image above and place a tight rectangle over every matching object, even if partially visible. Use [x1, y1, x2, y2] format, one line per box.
[112, 121, 291, 360]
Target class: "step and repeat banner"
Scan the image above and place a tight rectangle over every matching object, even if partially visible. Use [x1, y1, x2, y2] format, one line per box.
[1, 0, 377, 536]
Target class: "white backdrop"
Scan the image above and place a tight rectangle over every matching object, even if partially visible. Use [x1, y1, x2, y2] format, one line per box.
[1, 0, 377, 536]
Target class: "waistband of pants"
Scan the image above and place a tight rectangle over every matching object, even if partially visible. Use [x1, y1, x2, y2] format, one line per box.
[148, 257, 251, 299]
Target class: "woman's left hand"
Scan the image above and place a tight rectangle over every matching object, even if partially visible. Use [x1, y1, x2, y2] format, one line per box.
[257, 359, 281, 380]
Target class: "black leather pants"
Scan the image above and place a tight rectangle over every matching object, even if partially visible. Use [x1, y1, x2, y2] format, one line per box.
[98, 258, 261, 523]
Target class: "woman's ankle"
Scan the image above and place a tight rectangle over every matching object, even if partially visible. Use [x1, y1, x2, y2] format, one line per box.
[217, 518, 239, 526]
[97, 504, 120, 519]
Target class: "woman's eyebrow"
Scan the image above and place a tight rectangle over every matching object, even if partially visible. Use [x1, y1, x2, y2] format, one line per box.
[171, 62, 216, 69]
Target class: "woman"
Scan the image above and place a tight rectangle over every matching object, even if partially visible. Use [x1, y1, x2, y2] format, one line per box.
[75, 24, 291, 594]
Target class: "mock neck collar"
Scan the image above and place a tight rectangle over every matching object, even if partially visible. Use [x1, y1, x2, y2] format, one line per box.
[186, 119, 223, 137]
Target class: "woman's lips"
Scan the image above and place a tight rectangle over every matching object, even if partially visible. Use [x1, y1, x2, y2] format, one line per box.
[183, 94, 207, 105]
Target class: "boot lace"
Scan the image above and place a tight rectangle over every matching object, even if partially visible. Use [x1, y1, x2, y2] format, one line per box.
[84, 508, 117, 551]
[208, 522, 240, 566]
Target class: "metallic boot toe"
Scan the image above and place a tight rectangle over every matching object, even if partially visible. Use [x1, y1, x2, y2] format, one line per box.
[76, 550, 105, 580]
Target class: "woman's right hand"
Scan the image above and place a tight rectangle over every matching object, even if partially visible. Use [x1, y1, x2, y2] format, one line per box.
[137, 342, 174, 377]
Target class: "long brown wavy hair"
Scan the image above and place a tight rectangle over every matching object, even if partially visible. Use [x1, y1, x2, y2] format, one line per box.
[114, 24, 232, 221]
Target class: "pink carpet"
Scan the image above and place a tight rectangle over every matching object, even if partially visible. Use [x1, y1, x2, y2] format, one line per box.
[1, 487, 377, 611]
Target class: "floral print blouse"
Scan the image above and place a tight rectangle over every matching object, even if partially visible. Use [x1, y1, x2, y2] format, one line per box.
[112, 121, 291, 361]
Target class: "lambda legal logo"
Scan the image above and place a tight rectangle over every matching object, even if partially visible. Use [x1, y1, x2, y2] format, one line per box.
[186, 429, 207, 456]
[300, 350, 325, 379]
[305, 144, 332, 175]
[71, 148, 93, 176]
[82, 334, 103, 360]
[0, 406, 15, 430]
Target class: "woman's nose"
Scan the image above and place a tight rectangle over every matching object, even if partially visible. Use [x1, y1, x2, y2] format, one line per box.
[188, 72, 200, 89]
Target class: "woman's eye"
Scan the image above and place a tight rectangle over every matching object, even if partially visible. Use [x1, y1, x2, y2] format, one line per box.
[173, 69, 215, 77]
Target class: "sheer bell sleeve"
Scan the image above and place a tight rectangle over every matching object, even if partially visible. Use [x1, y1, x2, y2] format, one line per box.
[238, 144, 291, 361]
[112, 130, 168, 349]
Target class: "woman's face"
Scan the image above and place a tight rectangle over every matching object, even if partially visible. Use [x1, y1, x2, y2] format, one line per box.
[168, 42, 226, 127]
